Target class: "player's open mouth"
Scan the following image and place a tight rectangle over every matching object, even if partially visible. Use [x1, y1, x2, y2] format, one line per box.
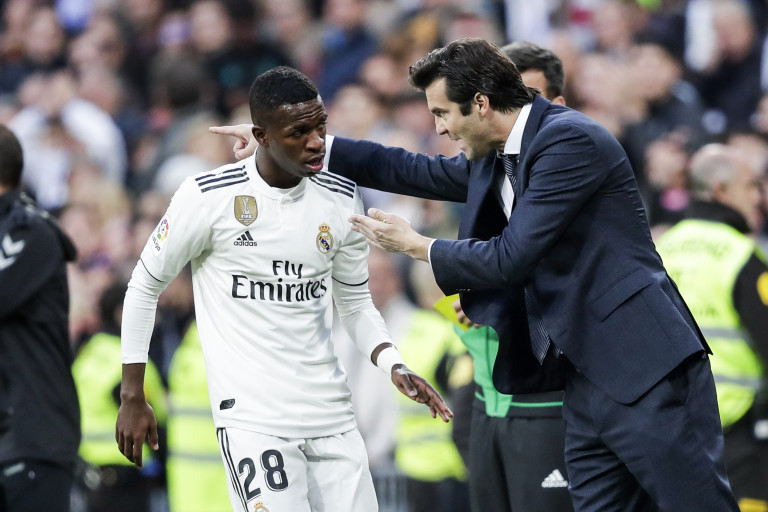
[305, 156, 324, 172]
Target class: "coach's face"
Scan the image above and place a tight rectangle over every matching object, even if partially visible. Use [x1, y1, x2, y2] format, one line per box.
[425, 78, 495, 161]
[254, 96, 327, 184]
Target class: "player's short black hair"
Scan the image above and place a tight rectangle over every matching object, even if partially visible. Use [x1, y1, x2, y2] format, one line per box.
[409, 38, 537, 116]
[0, 125, 23, 189]
[501, 41, 565, 100]
[249, 66, 320, 127]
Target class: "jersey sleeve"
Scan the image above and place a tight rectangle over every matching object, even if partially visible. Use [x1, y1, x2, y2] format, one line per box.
[332, 189, 392, 359]
[139, 177, 211, 282]
[122, 177, 211, 364]
[331, 190, 369, 286]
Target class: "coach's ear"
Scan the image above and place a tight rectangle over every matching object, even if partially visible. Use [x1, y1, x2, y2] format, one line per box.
[252, 124, 268, 147]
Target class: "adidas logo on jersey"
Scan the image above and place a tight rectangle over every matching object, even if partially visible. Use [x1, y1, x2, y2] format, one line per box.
[234, 231, 258, 246]
[541, 469, 568, 488]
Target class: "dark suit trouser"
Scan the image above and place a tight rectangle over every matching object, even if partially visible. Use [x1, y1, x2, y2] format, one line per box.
[562, 354, 740, 512]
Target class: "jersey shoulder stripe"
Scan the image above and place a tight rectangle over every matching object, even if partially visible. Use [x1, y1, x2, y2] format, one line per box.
[309, 171, 355, 198]
[195, 164, 248, 193]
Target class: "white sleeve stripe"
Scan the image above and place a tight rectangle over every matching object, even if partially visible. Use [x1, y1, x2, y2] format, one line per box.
[332, 276, 369, 286]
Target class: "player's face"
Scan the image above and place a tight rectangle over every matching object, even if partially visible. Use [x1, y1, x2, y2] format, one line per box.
[425, 78, 495, 161]
[260, 96, 328, 181]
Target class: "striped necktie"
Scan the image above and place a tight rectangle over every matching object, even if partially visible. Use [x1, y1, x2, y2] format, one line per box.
[502, 154, 552, 363]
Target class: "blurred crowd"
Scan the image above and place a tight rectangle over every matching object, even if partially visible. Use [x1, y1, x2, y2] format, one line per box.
[3, 0, 768, 510]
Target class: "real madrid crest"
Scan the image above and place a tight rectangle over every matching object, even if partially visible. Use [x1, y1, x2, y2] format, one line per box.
[316, 223, 333, 254]
[234, 195, 258, 226]
[253, 501, 269, 512]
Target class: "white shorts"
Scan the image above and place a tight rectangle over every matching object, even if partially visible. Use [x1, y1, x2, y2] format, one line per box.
[216, 427, 378, 512]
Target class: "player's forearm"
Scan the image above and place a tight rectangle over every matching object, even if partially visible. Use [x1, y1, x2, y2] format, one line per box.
[333, 280, 392, 357]
[120, 363, 148, 401]
[121, 262, 165, 364]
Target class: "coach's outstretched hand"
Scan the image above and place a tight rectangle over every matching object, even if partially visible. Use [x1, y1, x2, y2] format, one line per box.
[391, 365, 454, 422]
[349, 208, 433, 262]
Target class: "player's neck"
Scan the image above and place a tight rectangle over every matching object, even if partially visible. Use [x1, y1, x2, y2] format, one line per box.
[255, 149, 303, 189]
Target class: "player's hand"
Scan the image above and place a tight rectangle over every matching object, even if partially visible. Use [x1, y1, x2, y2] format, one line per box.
[453, 298, 482, 328]
[349, 208, 433, 261]
[209, 124, 258, 160]
[391, 365, 454, 422]
[116, 397, 159, 468]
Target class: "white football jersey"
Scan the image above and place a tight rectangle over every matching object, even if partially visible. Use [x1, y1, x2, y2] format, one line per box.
[134, 155, 388, 438]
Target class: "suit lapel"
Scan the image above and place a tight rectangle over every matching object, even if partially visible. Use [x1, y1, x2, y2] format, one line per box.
[517, 95, 551, 192]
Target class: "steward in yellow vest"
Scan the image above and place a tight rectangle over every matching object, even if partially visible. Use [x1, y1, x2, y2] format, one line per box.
[656, 143, 768, 509]
[166, 322, 230, 512]
[72, 283, 167, 512]
[393, 308, 467, 512]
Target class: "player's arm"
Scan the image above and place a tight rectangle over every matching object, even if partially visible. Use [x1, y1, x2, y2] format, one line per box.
[116, 360, 158, 467]
[334, 281, 453, 422]
[117, 178, 210, 467]
[332, 192, 452, 421]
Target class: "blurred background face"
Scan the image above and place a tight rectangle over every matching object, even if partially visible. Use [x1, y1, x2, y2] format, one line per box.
[712, 1, 755, 61]
[24, 7, 65, 64]
[190, 0, 231, 54]
[717, 163, 762, 231]
[628, 44, 679, 103]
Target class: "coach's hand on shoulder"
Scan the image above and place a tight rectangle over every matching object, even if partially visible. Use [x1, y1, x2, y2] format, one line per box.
[209, 124, 258, 160]
[391, 365, 454, 422]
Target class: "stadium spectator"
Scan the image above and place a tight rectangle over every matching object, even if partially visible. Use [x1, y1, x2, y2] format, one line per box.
[656, 143, 768, 510]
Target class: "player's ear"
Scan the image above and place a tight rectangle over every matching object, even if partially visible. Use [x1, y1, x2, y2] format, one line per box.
[252, 124, 268, 147]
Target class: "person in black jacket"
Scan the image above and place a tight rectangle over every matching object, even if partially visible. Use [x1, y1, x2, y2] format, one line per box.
[0, 124, 80, 511]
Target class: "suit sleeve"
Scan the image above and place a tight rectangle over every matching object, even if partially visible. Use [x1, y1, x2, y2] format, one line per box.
[329, 137, 471, 203]
[0, 222, 63, 320]
[431, 122, 617, 292]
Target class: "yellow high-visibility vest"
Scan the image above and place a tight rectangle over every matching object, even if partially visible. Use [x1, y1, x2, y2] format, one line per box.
[166, 322, 230, 512]
[657, 219, 765, 428]
[394, 310, 467, 482]
[73, 332, 167, 466]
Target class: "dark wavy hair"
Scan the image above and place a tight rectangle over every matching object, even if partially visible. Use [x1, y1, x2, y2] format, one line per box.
[249, 66, 320, 126]
[409, 38, 537, 116]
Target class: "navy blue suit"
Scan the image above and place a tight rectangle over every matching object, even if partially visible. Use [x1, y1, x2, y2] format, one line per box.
[329, 96, 739, 511]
